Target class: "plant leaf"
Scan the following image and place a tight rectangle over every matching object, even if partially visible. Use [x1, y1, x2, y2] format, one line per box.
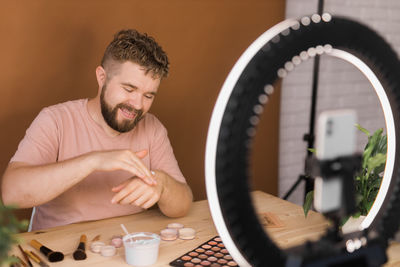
[362, 142, 374, 170]
[374, 164, 386, 176]
[355, 123, 370, 136]
[355, 192, 363, 206]
[370, 128, 384, 156]
[376, 134, 387, 154]
[308, 148, 316, 154]
[366, 200, 374, 213]
[366, 153, 387, 175]
[303, 190, 314, 218]
[0, 201, 28, 265]
[340, 215, 350, 227]
[371, 177, 382, 190]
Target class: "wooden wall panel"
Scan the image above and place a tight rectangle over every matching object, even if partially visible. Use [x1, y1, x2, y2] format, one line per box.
[0, 0, 286, 220]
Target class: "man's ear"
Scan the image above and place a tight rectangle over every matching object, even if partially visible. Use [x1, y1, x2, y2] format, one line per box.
[96, 66, 107, 90]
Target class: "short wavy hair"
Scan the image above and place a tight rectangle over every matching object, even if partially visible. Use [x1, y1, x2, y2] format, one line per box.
[101, 29, 169, 79]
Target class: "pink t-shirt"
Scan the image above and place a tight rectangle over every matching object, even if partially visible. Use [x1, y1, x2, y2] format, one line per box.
[11, 99, 186, 230]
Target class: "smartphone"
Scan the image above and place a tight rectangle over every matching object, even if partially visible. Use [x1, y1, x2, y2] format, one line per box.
[313, 110, 357, 213]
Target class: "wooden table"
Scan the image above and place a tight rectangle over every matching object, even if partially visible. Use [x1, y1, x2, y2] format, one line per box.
[9, 191, 400, 266]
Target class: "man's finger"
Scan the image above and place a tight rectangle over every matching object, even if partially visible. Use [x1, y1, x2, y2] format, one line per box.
[128, 154, 156, 185]
[142, 194, 159, 209]
[135, 150, 148, 159]
[112, 179, 148, 204]
[119, 192, 140, 205]
[114, 151, 154, 186]
[111, 182, 137, 204]
[134, 191, 153, 207]
[119, 161, 145, 179]
[111, 179, 130, 192]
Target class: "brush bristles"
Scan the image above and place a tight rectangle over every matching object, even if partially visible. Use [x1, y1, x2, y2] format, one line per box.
[48, 251, 64, 262]
[73, 249, 87, 260]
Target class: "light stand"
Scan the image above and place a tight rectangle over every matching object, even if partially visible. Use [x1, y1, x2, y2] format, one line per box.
[283, 0, 324, 201]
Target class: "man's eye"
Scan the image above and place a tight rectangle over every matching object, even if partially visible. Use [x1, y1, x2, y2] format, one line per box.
[145, 95, 154, 99]
[123, 87, 133, 93]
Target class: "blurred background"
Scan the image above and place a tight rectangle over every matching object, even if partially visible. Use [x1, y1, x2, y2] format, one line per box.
[2, 0, 399, 224]
[0, 0, 285, 221]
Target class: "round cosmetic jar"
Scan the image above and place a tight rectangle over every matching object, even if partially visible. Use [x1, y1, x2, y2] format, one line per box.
[123, 232, 160, 266]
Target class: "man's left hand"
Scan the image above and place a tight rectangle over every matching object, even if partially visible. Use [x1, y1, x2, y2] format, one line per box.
[111, 171, 163, 209]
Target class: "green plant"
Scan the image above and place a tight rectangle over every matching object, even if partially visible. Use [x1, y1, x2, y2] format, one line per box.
[0, 202, 28, 265]
[303, 124, 387, 221]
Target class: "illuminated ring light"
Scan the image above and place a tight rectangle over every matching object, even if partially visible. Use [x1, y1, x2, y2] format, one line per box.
[205, 14, 400, 266]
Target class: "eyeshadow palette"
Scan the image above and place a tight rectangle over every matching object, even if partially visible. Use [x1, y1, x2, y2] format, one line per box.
[170, 236, 238, 267]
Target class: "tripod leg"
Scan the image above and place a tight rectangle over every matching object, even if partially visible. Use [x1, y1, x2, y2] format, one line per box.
[283, 175, 306, 200]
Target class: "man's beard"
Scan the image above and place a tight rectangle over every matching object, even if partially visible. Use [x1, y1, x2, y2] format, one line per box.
[100, 84, 144, 133]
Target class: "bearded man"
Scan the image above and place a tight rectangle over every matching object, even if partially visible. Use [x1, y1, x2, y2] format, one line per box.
[1, 29, 193, 231]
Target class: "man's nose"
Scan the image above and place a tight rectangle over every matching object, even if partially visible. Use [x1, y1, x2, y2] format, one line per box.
[129, 92, 143, 110]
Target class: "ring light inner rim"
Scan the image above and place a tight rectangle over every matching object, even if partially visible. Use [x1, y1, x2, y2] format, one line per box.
[326, 49, 395, 230]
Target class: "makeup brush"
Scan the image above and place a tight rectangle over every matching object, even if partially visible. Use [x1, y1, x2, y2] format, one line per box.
[17, 245, 33, 267]
[29, 239, 64, 262]
[25, 250, 49, 267]
[14, 255, 28, 267]
[73, 234, 87, 260]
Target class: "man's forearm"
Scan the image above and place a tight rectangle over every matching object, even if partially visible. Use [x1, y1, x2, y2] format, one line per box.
[157, 171, 193, 217]
[2, 149, 155, 208]
[1, 154, 95, 208]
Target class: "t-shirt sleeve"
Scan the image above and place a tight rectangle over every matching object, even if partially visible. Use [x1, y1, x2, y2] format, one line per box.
[148, 117, 187, 184]
[10, 108, 59, 165]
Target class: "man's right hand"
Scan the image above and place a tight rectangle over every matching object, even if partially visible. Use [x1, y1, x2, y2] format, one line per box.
[89, 149, 156, 185]
[1, 149, 156, 208]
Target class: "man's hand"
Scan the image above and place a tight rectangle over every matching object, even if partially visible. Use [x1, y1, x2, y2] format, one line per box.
[110, 170, 192, 218]
[90, 149, 156, 185]
[110, 172, 163, 209]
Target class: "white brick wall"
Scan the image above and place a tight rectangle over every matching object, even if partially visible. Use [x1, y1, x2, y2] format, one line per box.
[279, 0, 399, 205]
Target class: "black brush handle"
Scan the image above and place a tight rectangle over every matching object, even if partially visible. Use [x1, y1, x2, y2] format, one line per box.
[39, 245, 52, 256]
[30, 240, 53, 256]
[77, 234, 87, 251]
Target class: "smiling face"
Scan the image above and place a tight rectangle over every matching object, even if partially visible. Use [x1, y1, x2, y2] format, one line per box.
[98, 61, 161, 133]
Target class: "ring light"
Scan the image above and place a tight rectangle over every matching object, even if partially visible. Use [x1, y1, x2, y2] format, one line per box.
[205, 14, 400, 266]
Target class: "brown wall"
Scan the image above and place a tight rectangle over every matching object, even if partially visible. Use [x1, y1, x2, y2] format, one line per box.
[0, 0, 285, 220]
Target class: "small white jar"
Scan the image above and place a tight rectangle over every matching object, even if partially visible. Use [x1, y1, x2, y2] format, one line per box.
[123, 232, 160, 266]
